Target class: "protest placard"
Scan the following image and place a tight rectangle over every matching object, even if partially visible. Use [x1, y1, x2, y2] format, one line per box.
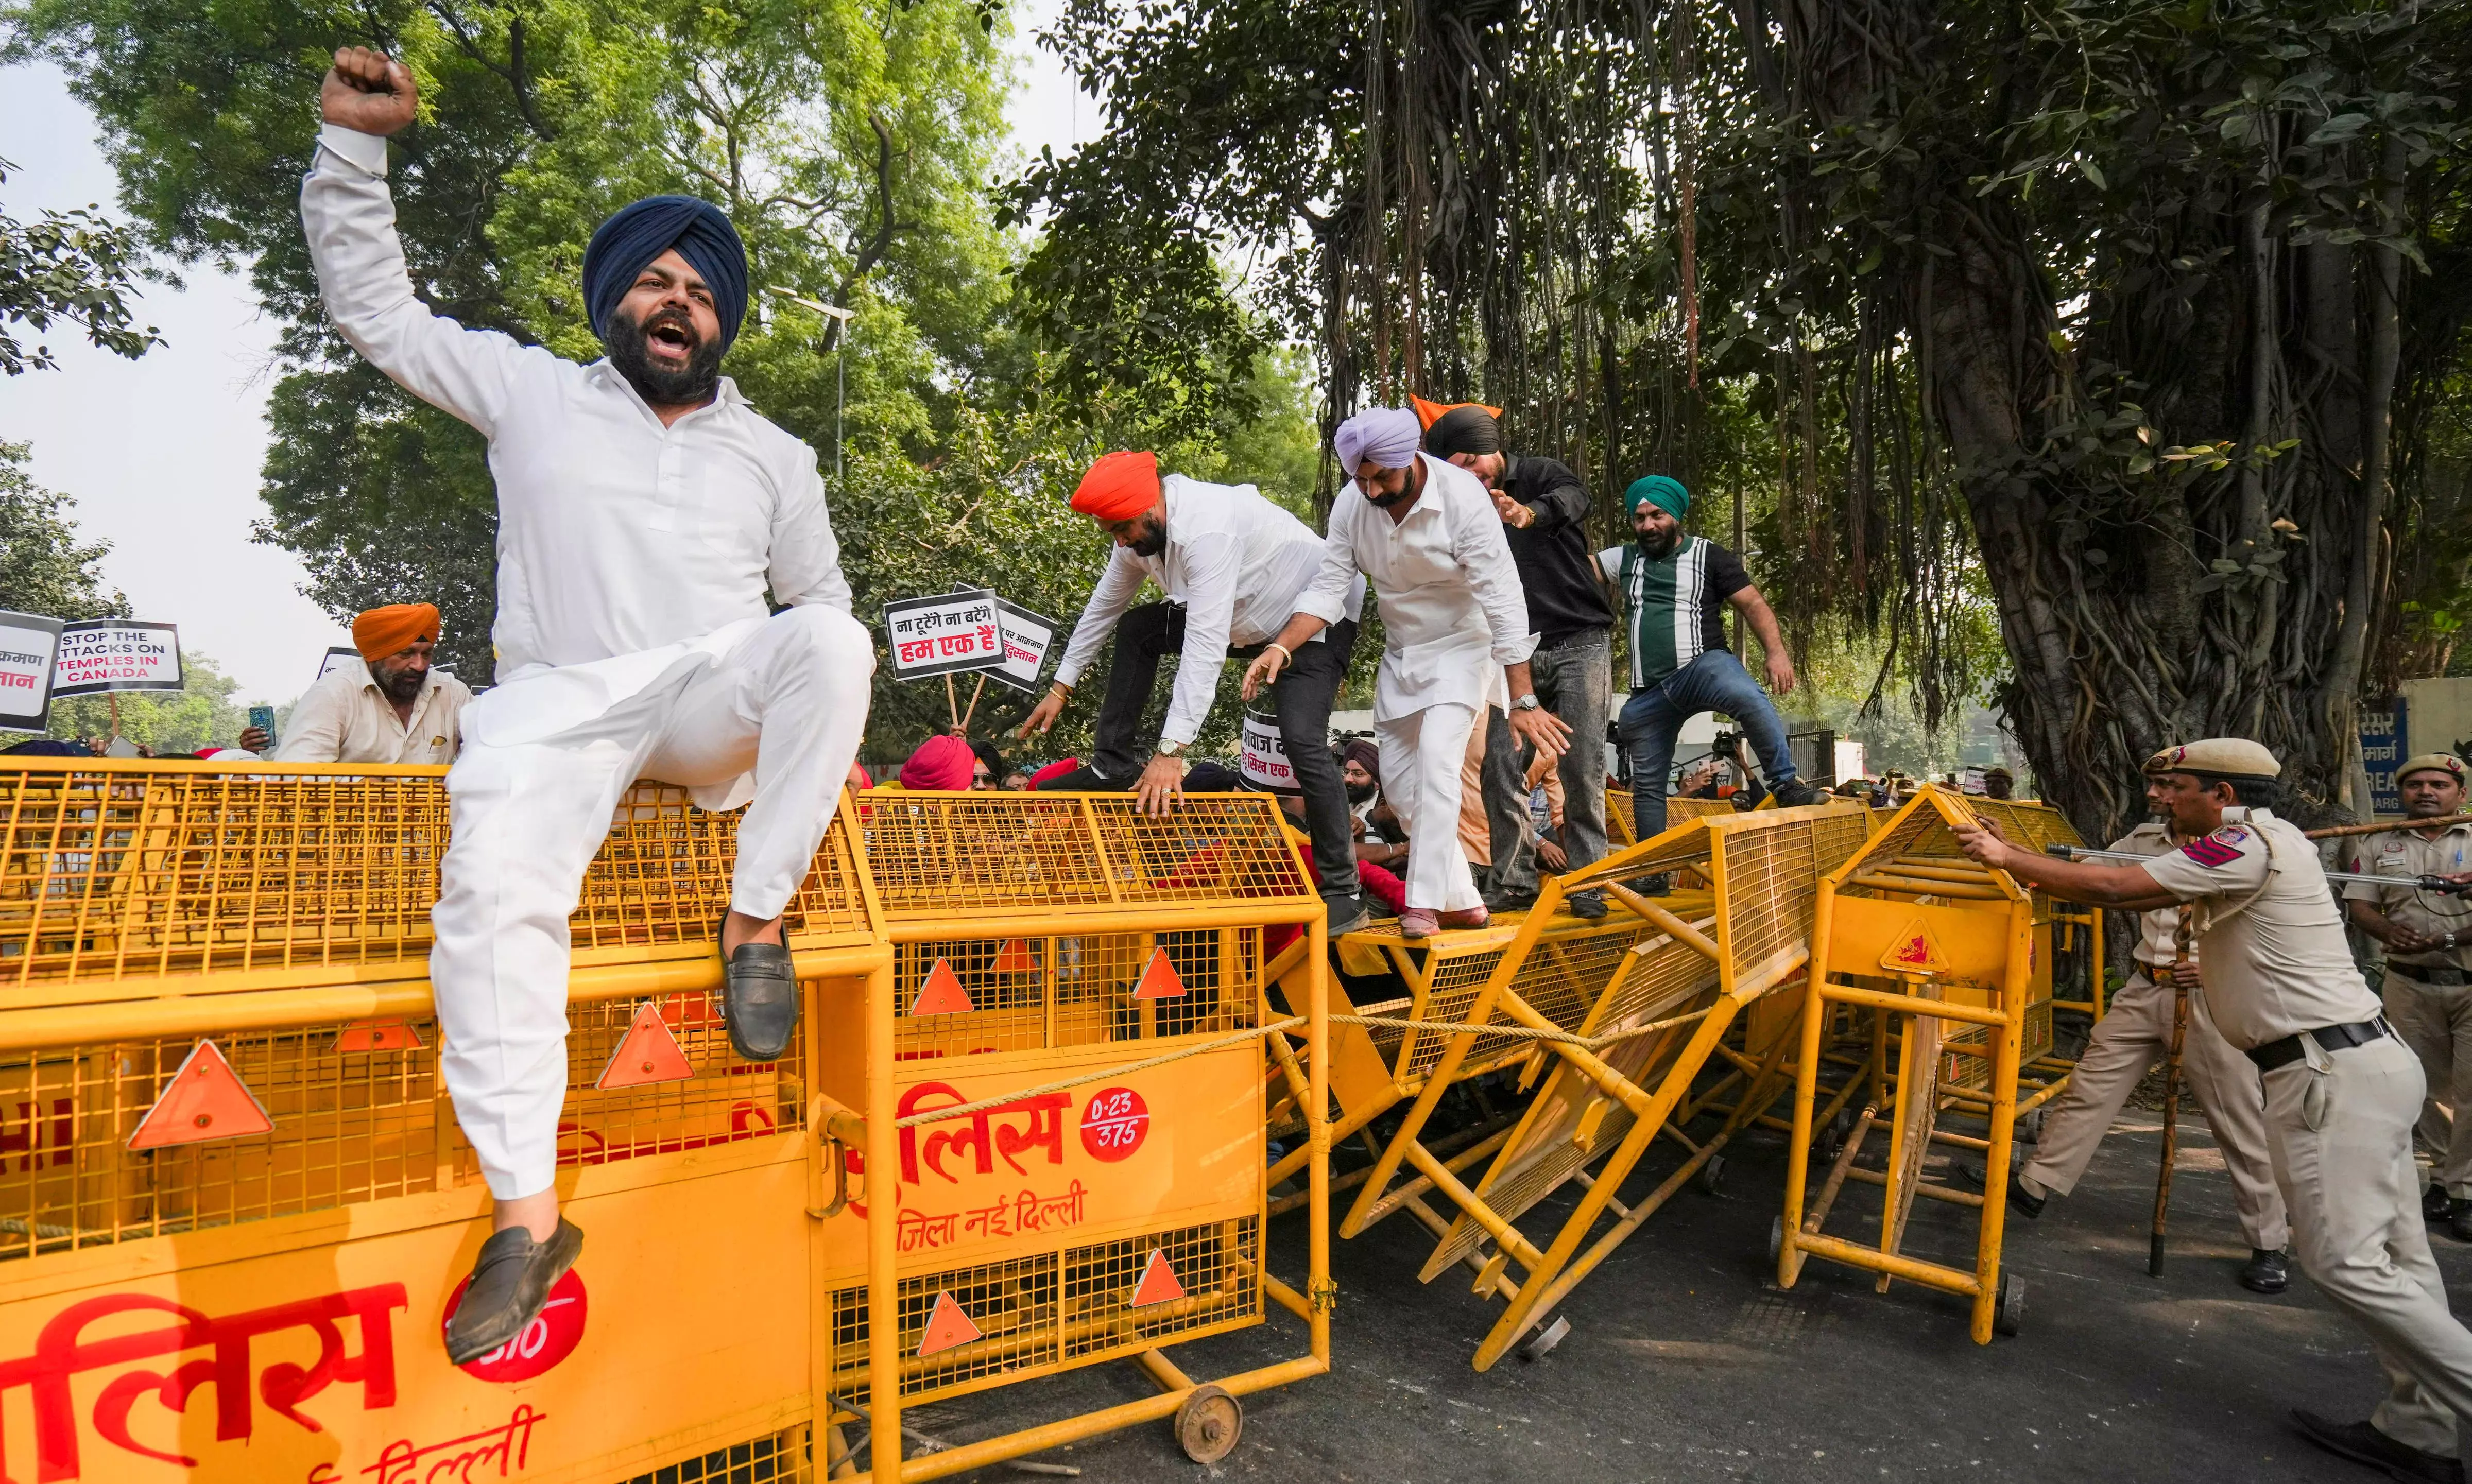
[988, 599, 1060, 692]
[882, 590, 1007, 680]
[53, 620, 182, 697]
[1240, 710, 1301, 794]
[0, 612, 63, 732]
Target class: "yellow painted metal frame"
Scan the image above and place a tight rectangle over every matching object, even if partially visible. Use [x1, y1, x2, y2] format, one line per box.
[1777, 784, 2034, 1343]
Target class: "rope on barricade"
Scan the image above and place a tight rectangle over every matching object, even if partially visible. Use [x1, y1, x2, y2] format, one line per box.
[897, 1017, 1308, 1128]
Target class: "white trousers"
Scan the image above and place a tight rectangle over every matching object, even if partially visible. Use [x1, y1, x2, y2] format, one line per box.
[2019, 972, 2289, 1251]
[431, 606, 875, 1199]
[2383, 970, 2472, 1197]
[1376, 702, 1483, 913]
[2268, 1033, 2472, 1459]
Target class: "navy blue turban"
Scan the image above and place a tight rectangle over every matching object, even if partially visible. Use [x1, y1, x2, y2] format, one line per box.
[580, 195, 750, 352]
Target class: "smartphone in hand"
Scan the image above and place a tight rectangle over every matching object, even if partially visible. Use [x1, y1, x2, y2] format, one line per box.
[248, 705, 277, 751]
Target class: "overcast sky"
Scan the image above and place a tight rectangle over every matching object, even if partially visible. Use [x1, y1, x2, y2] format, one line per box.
[0, 2, 1100, 704]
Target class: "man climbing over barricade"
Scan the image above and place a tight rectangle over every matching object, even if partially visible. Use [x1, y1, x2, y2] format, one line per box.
[303, 48, 873, 1364]
[2343, 753, 2472, 1239]
[1241, 408, 1570, 939]
[1998, 817, 2292, 1296]
[1591, 474, 1817, 868]
[1418, 400, 1612, 920]
[1018, 451, 1371, 932]
[1956, 739, 2472, 1483]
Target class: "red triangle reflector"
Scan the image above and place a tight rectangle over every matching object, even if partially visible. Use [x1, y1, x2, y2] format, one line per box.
[1130, 1249, 1187, 1308]
[596, 1002, 695, 1090]
[912, 959, 974, 1016]
[992, 938, 1037, 973]
[917, 1290, 983, 1357]
[1134, 948, 1187, 1000]
[332, 1019, 423, 1054]
[128, 1040, 274, 1150]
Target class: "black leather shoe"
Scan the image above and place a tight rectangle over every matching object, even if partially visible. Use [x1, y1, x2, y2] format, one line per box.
[722, 930, 799, 1062]
[2292, 1410, 2465, 1483]
[1325, 893, 1368, 936]
[447, 1219, 584, 1366]
[2007, 1172, 2046, 1219]
[1567, 891, 1608, 921]
[2448, 1200, 2472, 1245]
[1632, 874, 1672, 898]
[1773, 779, 1823, 808]
[2425, 1184, 2455, 1224]
[1483, 888, 1538, 912]
[2240, 1248, 2290, 1294]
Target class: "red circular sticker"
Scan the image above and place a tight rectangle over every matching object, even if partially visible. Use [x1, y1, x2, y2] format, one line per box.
[443, 1266, 588, 1382]
[1079, 1086, 1149, 1162]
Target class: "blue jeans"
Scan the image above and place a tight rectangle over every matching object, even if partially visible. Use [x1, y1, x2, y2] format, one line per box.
[1618, 649, 1798, 844]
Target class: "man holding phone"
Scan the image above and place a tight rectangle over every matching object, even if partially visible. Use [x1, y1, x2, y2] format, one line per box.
[242, 602, 471, 764]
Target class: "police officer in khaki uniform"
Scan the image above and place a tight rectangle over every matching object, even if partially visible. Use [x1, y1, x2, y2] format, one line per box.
[1958, 738, 2472, 1484]
[2345, 754, 2472, 1239]
[2004, 820, 2292, 1293]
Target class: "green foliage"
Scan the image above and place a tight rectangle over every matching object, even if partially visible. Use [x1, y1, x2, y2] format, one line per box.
[43, 649, 253, 753]
[0, 439, 126, 620]
[0, 154, 161, 374]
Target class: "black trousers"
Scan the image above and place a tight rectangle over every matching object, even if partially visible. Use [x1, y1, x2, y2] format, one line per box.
[1082, 602, 1361, 902]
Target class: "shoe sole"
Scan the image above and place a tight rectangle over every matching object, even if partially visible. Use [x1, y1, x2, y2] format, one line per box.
[447, 1222, 584, 1365]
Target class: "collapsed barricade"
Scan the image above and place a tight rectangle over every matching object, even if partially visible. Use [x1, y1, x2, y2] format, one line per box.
[1278, 801, 1869, 1371]
[0, 762, 1328, 1483]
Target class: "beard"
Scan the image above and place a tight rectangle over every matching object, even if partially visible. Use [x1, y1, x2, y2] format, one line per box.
[1345, 781, 1377, 804]
[1128, 516, 1168, 558]
[606, 303, 722, 406]
[373, 662, 427, 705]
[1635, 526, 1681, 558]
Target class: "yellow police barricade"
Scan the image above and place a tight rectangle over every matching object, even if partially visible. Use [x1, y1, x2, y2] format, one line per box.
[826, 789, 1329, 1480]
[1932, 800, 2099, 1138]
[0, 757, 887, 1483]
[1774, 784, 2035, 1343]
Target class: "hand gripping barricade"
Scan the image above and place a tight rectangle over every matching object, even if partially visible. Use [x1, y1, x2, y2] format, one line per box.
[0, 761, 1330, 1483]
[822, 788, 1330, 1479]
[1937, 800, 2101, 1140]
[1774, 784, 2041, 1343]
[1274, 801, 1869, 1370]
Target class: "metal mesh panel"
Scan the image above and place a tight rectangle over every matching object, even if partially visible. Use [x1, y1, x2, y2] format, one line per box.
[1968, 800, 2085, 853]
[559, 992, 806, 1170]
[834, 1253, 1064, 1398]
[891, 931, 1259, 1060]
[1515, 925, 1656, 1032]
[0, 765, 869, 989]
[1938, 1000, 2054, 1093]
[623, 1425, 812, 1484]
[1401, 946, 1515, 1080]
[1060, 1217, 1260, 1358]
[1717, 818, 1829, 988]
[861, 793, 1312, 920]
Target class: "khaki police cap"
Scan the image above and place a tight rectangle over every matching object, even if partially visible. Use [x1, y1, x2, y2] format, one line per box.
[2397, 752, 2467, 786]
[2142, 738, 2280, 781]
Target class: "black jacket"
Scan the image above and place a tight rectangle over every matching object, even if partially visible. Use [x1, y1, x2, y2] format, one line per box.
[1498, 454, 1615, 643]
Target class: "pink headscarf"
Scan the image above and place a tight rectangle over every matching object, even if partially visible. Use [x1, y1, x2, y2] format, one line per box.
[900, 735, 976, 791]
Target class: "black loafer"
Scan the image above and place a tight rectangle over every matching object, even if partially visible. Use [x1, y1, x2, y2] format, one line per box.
[447, 1218, 584, 1365]
[1772, 780, 1822, 808]
[1567, 891, 1608, 921]
[722, 933, 799, 1061]
[2292, 1410, 2465, 1483]
[2426, 1184, 2455, 1224]
[2007, 1172, 2046, 1219]
[2240, 1248, 2289, 1294]
[2449, 1201, 2472, 1245]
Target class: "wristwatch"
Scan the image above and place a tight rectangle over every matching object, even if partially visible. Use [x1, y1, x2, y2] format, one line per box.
[1155, 739, 1187, 758]
[1511, 695, 1542, 712]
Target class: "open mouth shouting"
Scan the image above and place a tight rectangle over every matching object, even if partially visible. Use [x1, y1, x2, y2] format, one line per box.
[643, 309, 698, 368]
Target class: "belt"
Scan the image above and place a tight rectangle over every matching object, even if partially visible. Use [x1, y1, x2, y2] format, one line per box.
[2389, 962, 2470, 988]
[2247, 1016, 2393, 1073]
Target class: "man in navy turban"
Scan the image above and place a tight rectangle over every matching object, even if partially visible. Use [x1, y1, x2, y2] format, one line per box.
[305, 47, 874, 1364]
[581, 195, 749, 410]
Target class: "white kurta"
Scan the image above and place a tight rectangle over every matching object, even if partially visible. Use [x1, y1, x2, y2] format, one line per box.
[1052, 475, 1363, 748]
[1291, 456, 1536, 909]
[302, 125, 874, 1200]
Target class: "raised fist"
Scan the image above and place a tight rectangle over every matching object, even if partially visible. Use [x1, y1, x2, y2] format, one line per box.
[320, 46, 418, 136]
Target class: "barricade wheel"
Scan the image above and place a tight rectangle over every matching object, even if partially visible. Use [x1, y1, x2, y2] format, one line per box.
[2015, 1107, 2044, 1143]
[1768, 1215, 1784, 1265]
[1995, 1271, 2025, 1337]
[1519, 1313, 1572, 1361]
[1698, 1154, 1727, 1197]
[1175, 1384, 1244, 1464]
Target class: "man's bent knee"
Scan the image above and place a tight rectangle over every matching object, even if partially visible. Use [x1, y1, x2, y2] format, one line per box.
[766, 604, 877, 678]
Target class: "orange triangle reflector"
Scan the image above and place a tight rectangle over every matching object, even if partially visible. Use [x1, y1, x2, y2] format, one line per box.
[917, 1290, 983, 1357]
[992, 938, 1037, 973]
[332, 1019, 423, 1055]
[596, 1002, 695, 1090]
[912, 959, 974, 1017]
[1130, 1249, 1188, 1309]
[1134, 948, 1187, 1000]
[128, 1040, 274, 1150]
[1880, 917, 1951, 976]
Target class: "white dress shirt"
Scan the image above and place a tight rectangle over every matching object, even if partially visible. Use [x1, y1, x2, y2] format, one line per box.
[1052, 475, 1365, 747]
[272, 662, 473, 765]
[1293, 454, 1536, 722]
[300, 126, 851, 781]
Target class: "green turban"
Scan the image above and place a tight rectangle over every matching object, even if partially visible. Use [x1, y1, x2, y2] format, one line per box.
[1625, 475, 1690, 520]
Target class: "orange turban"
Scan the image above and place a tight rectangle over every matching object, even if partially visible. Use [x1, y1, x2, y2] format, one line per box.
[1410, 394, 1503, 429]
[352, 603, 439, 661]
[1070, 451, 1161, 521]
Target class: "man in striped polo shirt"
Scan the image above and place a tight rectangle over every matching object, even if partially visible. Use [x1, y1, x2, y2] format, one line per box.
[1594, 475, 1815, 857]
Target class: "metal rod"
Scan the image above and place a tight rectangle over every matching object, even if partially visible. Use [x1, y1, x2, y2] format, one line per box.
[2047, 843, 2470, 894]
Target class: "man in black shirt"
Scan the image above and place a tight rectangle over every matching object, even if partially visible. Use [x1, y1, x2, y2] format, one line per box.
[1422, 402, 1611, 919]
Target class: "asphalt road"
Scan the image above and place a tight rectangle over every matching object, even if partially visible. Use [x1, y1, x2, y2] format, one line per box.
[911, 1095, 2456, 1484]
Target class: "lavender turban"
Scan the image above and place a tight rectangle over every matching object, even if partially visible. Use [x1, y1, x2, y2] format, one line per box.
[1333, 408, 1423, 475]
[581, 195, 750, 351]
